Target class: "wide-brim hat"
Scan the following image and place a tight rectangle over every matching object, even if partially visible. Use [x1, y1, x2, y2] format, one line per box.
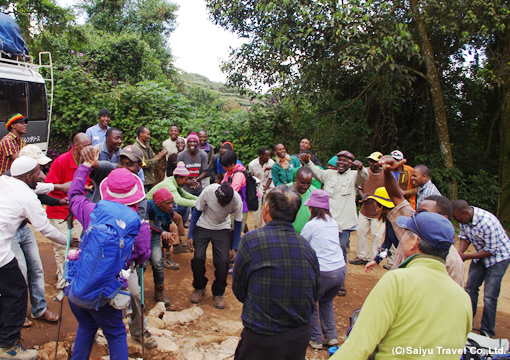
[368, 187, 395, 208]
[100, 168, 145, 205]
[304, 189, 330, 210]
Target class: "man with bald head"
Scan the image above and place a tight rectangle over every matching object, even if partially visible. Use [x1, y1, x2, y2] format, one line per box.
[412, 164, 441, 208]
[45, 132, 91, 290]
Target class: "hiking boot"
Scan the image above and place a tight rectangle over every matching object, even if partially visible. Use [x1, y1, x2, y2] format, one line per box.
[0, 339, 38, 360]
[213, 295, 226, 309]
[323, 338, 339, 346]
[163, 256, 180, 270]
[349, 257, 368, 265]
[132, 331, 158, 349]
[190, 288, 205, 304]
[172, 243, 189, 254]
[154, 284, 171, 308]
[309, 340, 322, 350]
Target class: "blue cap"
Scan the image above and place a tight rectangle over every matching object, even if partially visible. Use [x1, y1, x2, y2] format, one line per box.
[396, 212, 455, 250]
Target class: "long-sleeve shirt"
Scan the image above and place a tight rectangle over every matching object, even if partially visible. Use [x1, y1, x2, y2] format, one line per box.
[331, 255, 472, 360]
[459, 207, 510, 268]
[305, 161, 368, 229]
[232, 220, 320, 335]
[0, 175, 67, 268]
[146, 176, 197, 207]
[271, 156, 301, 186]
[133, 138, 159, 186]
[69, 165, 150, 265]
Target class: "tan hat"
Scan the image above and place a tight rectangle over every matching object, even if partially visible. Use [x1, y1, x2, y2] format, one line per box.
[366, 151, 383, 162]
[19, 145, 52, 165]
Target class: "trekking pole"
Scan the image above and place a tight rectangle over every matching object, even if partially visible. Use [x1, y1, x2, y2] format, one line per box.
[141, 266, 145, 360]
[55, 210, 73, 360]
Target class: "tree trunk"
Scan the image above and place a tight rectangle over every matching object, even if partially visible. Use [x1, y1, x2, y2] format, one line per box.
[409, 0, 458, 199]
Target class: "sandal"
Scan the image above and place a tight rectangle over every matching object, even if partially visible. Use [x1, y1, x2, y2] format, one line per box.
[23, 318, 33, 327]
[337, 286, 347, 297]
[32, 309, 59, 322]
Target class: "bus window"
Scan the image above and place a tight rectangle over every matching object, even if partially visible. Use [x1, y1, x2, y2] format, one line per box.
[28, 82, 47, 121]
[0, 80, 28, 120]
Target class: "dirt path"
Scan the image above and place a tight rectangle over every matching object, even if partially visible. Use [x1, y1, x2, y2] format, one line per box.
[23, 213, 510, 359]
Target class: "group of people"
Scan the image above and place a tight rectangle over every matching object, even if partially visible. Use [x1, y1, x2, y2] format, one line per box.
[0, 109, 509, 359]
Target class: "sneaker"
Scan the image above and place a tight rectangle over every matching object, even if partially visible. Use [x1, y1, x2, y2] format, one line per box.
[309, 340, 322, 350]
[190, 288, 205, 304]
[383, 263, 392, 270]
[173, 244, 189, 254]
[349, 257, 368, 265]
[228, 264, 234, 274]
[0, 339, 38, 359]
[323, 338, 339, 346]
[163, 257, 180, 270]
[213, 295, 226, 309]
[131, 331, 158, 349]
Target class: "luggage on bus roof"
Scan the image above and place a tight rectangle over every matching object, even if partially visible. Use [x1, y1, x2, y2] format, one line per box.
[0, 13, 28, 57]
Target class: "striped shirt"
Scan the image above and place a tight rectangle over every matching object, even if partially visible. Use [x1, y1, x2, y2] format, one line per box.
[0, 132, 25, 175]
[232, 220, 320, 335]
[417, 179, 441, 208]
[459, 207, 510, 268]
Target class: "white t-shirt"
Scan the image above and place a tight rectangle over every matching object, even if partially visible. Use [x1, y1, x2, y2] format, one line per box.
[195, 184, 243, 231]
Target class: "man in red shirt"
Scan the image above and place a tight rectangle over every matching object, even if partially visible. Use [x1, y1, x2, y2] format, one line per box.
[45, 133, 91, 291]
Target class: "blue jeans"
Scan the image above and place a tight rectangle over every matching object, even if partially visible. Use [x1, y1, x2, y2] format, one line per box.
[69, 301, 127, 360]
[465, 259, 510, 337]
[148, 233, 165, 285]
[339, 230, 352, 263]
[174, 203, 191, 225]
[11, 225, 47, 318]
[310, 266, 347, 343]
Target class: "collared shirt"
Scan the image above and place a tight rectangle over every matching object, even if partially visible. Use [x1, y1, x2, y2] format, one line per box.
[0, 132, 25, 174]
[0, 175, 66, 267]
[305, 162, 368, 229]
[417, 179, 441, 208]
[248, 157, 275, 195]
[85, 123, 109, 146]
[233, 220, 320, 335]
[96, 140, 120, 163]
[459, 207, 510, 268]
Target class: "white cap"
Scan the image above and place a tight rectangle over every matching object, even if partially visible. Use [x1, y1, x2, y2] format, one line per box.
[11, 156, 38, 176]
[19, 145, 52, 165]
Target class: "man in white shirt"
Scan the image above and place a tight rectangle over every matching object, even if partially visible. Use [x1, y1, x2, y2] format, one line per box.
[248, 147, 274, 228]
[0, 157, 68, 359]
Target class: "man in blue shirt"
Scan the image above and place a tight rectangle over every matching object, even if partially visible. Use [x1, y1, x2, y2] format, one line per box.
[232, 185, 320, 360]
[86, 108, 111, 146]
[97, 127, 122, 163]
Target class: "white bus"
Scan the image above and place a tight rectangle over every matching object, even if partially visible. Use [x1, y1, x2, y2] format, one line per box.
[0, 52, 53, 154]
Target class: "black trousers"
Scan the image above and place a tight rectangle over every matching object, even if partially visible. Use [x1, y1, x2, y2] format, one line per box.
[0, 258, 27, 348]
[234, 323, 311, 360]
[191, 226, 230, 296]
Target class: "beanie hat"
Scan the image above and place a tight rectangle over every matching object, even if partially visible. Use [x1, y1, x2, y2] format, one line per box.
[187, 132, 199, 144]
[98, 108, 111, 118]
[6, 113, 28, 130]
[173, 161, 190, 177]
[153, 188, 173, 205]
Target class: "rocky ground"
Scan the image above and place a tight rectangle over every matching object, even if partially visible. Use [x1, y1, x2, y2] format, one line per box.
[23, 214, 510, 359]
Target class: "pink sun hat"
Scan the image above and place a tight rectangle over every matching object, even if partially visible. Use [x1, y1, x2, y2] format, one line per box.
[100, 168, 145, 205]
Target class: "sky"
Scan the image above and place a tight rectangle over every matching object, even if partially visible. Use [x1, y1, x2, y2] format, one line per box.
[169, 0, 245, 83]
[56, 0, 245, 84]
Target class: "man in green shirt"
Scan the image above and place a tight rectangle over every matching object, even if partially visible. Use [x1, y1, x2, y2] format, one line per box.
[288, 167, 316, 233]
[272, 143, 301, 186]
